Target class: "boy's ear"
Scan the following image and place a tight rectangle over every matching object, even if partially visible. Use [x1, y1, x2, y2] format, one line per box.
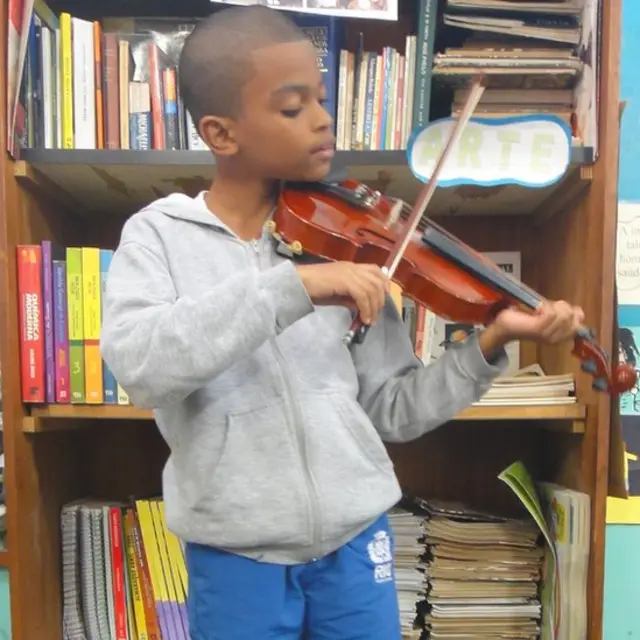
[199, 116, 239, 156]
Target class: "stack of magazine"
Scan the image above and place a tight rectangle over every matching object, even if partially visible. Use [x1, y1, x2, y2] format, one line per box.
[388, 461, 590, 639]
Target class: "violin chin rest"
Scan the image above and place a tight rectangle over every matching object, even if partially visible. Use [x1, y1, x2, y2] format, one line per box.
[323, 162, 349, 184]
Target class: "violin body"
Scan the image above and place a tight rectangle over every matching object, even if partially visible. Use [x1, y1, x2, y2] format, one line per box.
[274, 179, 529, 325]
[271, 178, 637, 396]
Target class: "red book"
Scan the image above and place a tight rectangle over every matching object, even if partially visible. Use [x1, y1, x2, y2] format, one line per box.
[16, 245, 44, 402]
[109, 507, 128, 640]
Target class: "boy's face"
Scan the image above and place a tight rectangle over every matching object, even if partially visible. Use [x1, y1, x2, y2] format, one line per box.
[203, 39, 335, 182]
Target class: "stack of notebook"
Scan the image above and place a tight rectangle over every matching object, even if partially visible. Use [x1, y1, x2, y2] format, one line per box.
[418, 499, 544, 639]
[61, 497, 188, 640]
[390, 496, 545, 640]
[389, 507, 425, 638]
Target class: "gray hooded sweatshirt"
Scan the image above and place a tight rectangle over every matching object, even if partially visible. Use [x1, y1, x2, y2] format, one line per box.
[100, 192, 508, 565]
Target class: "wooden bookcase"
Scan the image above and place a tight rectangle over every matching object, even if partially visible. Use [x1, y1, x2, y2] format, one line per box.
[0, 0, 625, 638]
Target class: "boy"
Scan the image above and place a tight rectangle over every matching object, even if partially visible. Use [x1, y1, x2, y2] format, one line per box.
[100, 5, 583, 639]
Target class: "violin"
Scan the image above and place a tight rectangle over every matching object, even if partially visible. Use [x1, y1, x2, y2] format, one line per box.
[268, 77, 636, 396]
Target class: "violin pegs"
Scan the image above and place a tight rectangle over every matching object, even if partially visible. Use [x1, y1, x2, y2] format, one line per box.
[592, 378, 609, 393]
[576, 326, 596, 341]
[581, 359, 597, 375]
[289, 240, 303, 255]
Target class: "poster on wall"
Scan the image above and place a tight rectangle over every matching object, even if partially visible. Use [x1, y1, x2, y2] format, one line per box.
[209, 0, 398, 21]
[609, 201, 640, 522]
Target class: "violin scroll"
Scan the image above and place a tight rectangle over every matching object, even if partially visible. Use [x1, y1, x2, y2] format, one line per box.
[572, 327, 638, 395]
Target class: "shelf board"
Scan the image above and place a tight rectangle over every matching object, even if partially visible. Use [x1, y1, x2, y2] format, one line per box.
[458, 403, 586, 432]
[22, 402, 586, 433]
[22, 404, 153, 433]
[15, 146, 593, 219]
[0, 550, 10, 569]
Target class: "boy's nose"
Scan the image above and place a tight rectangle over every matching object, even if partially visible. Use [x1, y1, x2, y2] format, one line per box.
[313, 101, 333, 131]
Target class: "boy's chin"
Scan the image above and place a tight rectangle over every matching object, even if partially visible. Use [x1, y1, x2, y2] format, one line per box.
[280, 161, 333, 184]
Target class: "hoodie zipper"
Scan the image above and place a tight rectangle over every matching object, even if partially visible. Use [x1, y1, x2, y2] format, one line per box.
[249, 235, 322, 558]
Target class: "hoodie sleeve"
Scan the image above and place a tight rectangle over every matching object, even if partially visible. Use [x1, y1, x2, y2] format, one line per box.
[351, 297, 508, 443]
[100, 217, 314, 410]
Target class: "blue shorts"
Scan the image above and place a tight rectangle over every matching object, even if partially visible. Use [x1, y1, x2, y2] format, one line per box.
[185, 513, 401, 639]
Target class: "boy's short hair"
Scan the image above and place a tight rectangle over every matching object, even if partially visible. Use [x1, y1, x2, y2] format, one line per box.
[178, 5, 308, 126]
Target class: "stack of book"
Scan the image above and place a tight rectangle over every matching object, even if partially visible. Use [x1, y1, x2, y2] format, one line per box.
[473, 369, 577, 407]
[433, 0, 598, 150]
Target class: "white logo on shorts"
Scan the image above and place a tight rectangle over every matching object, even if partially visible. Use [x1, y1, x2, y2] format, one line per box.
[367, 530, 393, 584]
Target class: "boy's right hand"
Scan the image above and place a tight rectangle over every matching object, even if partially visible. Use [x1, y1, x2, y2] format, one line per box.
[296, 262, 388, 325]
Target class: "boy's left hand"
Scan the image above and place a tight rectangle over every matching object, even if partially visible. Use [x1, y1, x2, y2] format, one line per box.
[479, 300, 585, 357]
[494, 300, 585, 344]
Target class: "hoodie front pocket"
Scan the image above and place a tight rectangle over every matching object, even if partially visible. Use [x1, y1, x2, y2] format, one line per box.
[191, 399, 312, 550]
[332, 394, 394, 474]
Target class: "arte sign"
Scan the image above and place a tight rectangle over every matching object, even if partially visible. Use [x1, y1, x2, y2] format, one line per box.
[407, 114, 573, 189]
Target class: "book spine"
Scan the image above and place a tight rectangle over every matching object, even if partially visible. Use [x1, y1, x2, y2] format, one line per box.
[40, 23, 53, 148]
[82, 247, 103, 403]
[412, 0, 438, 130]
[41, 240, 55, 402]
[102, 33, 120, 149]
[123, 510, 149, 640]
[66, 247, 85, 402]
[59, 12, 73, 148]
[52, 259, 70, 403]
[130, 511, 162, 640]
[362, 52, 375, 150]
[109, 507, 128, 640]
[386, 52, 397, 149]
[99, 249, 118, 404]
[295, 16, 341, 130]
[148, 42, 165, 150]
[128, 81, 151, 151]
[394, 52, 405, 149]
[185, 111, 207, 150]
[93, 21, 104, 149]
[71, 17, 95, 149]
[162, 67, 178, 150]
[136, 501, 171, 640]
[117, 383, 130, 405]
[54, 27, 62, 148]
[17, 245, 45, 403]
[118, 40, 129, 149]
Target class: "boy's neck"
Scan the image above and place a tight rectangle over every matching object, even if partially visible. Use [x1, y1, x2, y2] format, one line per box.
[205, 167, 279, 241]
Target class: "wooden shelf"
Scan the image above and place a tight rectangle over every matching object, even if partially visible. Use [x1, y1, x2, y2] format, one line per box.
[0, 550, 10, 569]
[23, 404, 152, 431]
[14, 146, 593, 220]
[22, 402, 586, 433]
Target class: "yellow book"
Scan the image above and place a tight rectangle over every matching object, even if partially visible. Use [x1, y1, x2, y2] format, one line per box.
[158, 501, 188, 597]
[135, 500, 170, 610]
[123, 511, 148, 640]
[148, 501, 182, 618]
[117, 383, 130, 405]
[153, 501, 187, 603]
[82, 247, 103, 403]
[66, 248, 84, 403]
[59, 12, 74, 149]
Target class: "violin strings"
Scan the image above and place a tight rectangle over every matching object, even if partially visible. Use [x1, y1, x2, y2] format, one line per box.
[394, 199, 545, 308]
